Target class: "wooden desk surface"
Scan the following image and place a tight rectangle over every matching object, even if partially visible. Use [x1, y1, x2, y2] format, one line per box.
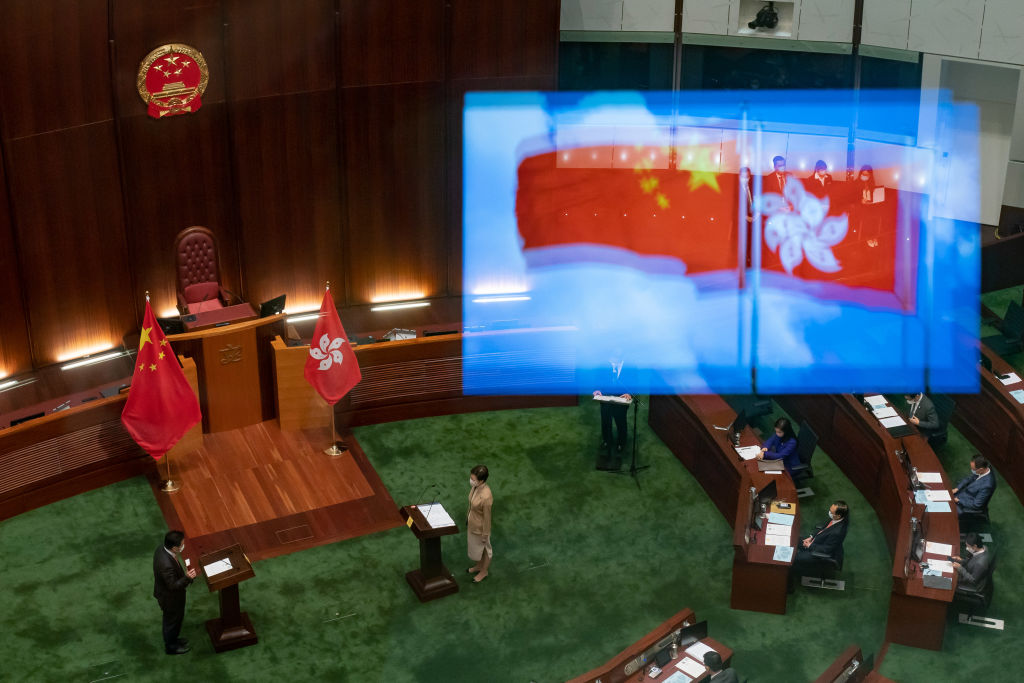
[951, 345, 1024, 505]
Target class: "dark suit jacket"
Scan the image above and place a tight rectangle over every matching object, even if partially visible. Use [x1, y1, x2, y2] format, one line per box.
[710, 668, 739, 683]
[763, 171, 790, 196]
[956, 471, 996, 511]
[807, 517, 848, 563]
[153, 546, 192, 610]
[956, 548, 995, 592]
[908, 395, 940, 437]
[804, 173, 833, 198]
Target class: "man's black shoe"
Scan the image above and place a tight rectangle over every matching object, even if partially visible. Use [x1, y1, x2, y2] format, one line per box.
[166, 644, 192, 655]
[177, 638, 189, 647]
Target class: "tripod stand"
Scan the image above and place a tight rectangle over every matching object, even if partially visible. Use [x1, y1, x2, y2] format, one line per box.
[604, 395, 649, 487]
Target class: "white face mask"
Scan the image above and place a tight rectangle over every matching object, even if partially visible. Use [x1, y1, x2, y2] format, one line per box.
[178, 542, 185, 553]
[827, 510, 835, 520]
[469, 478, 476, 488]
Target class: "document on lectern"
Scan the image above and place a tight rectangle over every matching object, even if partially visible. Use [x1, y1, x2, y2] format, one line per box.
[593, 394, 631, 404]
[417, 503, 456, 529]
[204, 558, 233, 577]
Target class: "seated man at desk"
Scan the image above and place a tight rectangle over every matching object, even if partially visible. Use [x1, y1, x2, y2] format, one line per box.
[952, 455, 996, 518]
[790, 501, 849, 589]
[952, 532, 995, 594]
[756, 417, 799, 472]
[703, 651, 739, 683]
[903, 392, 940, 441]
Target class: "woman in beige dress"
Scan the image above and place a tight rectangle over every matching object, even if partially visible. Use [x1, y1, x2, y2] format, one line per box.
[467, 464, 493, 583]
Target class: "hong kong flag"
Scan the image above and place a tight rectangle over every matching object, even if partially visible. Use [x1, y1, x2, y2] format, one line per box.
[303, 287, 361, 404]
[121, 299, 202, 459]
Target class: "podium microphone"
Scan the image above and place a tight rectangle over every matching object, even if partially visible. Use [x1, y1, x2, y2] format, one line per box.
[411, 482, 438, 506]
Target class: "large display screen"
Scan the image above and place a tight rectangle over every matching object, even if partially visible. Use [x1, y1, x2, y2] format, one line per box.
[463, 90, 980, 395]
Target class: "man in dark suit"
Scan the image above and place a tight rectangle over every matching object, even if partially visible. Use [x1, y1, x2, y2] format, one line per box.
[953, 532, 995, 593]
[703, 651, 739, 682]
[592, 353, 632, 457]
[805, 160, 833, 198]
[763, 155, 789, 196]
[154, 529, 197, 655]
[790, 500, 849, 590]
[903, 393, 940, 439]
[953, 455, 996, 517]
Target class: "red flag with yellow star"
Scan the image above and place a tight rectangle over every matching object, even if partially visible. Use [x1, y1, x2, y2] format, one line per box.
[121, 300, 201, 458]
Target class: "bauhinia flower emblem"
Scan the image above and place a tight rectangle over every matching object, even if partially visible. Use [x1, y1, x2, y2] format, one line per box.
[761, 180, 848, 275]
[309, 334, 346, 371]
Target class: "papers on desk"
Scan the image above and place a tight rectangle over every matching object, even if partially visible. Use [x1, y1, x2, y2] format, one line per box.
[663, 672, 692, 683]
[416, 503, 456, 529]
[765, 522, 791, 536]
[926, 541, 953, 555]
[594, 394, 631, 404]
[864, 394, 887, 408]
[767, 512, 795, 526]
[764, 533, 791, 546]
[675, 657, 706, 678]
[880, 416, 907, 428]
[1011, 389, 1024, 404]
[926, 501, 952, 513]
[734, 445, 761, 460]
[684, 641, 716, 661]
[998, 372, 1022, 386]
[924, 559, 954, 574]
[773, 545, 794, 562]
[925, 489, 952, 502]
[916, 471, 943, 484]
[872, 406, 898, 419]
[204, 558, 233, 577]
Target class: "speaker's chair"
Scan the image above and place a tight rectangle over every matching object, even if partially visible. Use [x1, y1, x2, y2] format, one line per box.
[174, 226, 229, 315]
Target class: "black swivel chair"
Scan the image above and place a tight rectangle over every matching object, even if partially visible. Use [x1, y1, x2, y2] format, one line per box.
[928, 394, 956, 449]
[790, 420, 818, 486]
[955, 553, 996, 617]
[982, 301, 1024, 356]
[958, 502, 991, 532]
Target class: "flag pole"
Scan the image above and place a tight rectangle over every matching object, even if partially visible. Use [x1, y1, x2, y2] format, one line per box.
[161, 451, 181, 492]
[321, 280, 348, 457]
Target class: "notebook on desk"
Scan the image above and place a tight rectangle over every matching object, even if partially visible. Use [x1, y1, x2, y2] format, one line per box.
[757, 460, 785, 472]
[886, 424, 915, 438]
[922, 574, 953, 590]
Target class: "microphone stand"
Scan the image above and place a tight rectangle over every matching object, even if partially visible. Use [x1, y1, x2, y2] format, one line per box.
[606, 395, 650, 489]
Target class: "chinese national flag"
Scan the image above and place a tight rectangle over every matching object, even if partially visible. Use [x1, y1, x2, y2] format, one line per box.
[121, 301, 202, 459]
[303, 288, 361, 405]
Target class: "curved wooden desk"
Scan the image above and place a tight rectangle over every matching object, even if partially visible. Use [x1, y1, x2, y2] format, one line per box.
[813, 644, 894, 683]
[778, 395, 959, 651]
[649, 394, 799, 615]
[568, 608, 734, 683]
[951, 346, 1024, 504]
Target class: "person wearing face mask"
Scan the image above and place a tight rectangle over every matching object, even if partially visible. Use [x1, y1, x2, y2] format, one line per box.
[952, 532, 995, 594]
[467, 465, 494, 583]
[153, 529, 198, 655]
[756, 417, 799, 473]
[763, 155, 789, 196]
[952, 455, 996, 518]
[857, 165, 878, 204]
[805, 160, 832, 199]
[789, 501, 849, 591]
[903, 392, 940, 441]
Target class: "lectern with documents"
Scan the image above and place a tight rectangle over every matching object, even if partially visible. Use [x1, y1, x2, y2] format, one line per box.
[200, 544, 258, 652]
[400, 503, 459, 602]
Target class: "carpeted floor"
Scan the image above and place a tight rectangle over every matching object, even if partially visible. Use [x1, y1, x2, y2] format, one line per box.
[1, 289, 1022, 682]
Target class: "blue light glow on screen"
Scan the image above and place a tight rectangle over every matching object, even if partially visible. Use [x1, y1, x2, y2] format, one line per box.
[462, 90, 980, 395]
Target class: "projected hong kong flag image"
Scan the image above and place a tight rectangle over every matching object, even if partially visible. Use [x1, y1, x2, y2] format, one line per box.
[461, 90, 980, 395]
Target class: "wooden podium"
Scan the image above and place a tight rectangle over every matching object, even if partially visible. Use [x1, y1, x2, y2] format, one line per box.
[400, 504, 459, 602]
[200, 544, 258, 652]
[168, 311, 285, 432]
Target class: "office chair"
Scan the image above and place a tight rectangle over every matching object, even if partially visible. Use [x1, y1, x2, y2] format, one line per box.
[790, 420, 817, 485]
[928, 394, 956, 449]
[958, 503, 991, 532]
[982, 301, 1024, 356]
[955, 553, 996, 617]
[174, 226, 231, 315]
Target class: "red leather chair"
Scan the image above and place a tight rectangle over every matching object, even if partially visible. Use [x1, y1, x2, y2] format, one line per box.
[174, 226, 229, 314]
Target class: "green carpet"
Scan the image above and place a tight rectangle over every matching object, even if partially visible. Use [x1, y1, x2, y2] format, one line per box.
[0, 391, 1020, 682]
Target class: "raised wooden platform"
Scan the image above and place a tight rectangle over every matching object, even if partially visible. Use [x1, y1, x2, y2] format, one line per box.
[149, 420, 402, 562]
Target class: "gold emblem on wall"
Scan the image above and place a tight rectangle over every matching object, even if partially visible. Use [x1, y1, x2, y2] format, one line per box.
[137, 44, 209, 119]
[219, 344, 242, 365]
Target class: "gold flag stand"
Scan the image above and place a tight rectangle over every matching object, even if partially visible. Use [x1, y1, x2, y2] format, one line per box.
[161, 451, 181, 492]
[324, 406, 348, 457]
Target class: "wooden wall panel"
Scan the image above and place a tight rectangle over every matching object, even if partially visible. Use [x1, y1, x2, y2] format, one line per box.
[0, 146, 32, 377]
[448, 0, 560, 80]
[112, 0, 237, 318]
[232, 91, 342, 312]
[341, 83, 447, 305]
[225, 0, 335, 99]
[5, 124, 135, 366]
[338, 0, 445, 87]
[0, 0, 113, 139]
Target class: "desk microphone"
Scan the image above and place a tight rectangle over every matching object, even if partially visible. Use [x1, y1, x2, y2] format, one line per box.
[411, 482, 439, 506]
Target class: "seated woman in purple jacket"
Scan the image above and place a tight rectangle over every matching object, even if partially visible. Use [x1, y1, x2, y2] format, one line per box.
[757, 417, 799, 472]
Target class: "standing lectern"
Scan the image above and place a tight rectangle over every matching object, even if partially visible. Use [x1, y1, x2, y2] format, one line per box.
[400, 504, 459, 602]
[199, 544, 258, 652]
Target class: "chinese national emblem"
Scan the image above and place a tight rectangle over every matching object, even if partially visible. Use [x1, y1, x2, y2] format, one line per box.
[136, 44, 209, 119]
